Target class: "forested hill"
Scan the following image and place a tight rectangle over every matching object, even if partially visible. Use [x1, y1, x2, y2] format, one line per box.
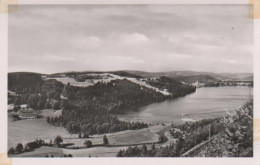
[125, 70, 253, 83]
[8, 72, 44, 93]
[172, 75, 218, 84]
[8, 71, 196, 113]
[62, 79, 169, 113]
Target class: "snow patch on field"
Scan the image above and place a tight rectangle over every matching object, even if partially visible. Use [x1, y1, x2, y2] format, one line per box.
[181, 118, 196, 122]
[47, 73, 171, 96]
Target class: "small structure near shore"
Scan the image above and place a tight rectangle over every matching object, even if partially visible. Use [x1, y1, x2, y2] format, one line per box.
[17, 108, 38, 120]
[8, 104, 15, 112]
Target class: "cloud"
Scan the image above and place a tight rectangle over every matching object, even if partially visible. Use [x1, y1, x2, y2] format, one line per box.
[73, 36, 102, 49]
[114, 55, 145, 64]
[43, 54, 75, 61]
[118, 32, 150, 45]
[8, 5, 253, 74]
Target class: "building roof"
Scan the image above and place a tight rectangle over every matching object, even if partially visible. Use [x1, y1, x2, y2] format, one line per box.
[20, 104, 28, 108]
[17, 109, 37, 115]
[8, 104, 14, 111]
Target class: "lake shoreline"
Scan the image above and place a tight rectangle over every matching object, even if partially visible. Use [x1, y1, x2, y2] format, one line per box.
[118, 86, 253, 125]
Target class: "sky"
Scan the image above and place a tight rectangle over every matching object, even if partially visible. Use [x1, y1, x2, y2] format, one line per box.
[8, 5, 253, 74]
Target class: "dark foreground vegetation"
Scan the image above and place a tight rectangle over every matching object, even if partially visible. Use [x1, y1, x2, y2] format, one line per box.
[195, 100, 253, 157]
[117, 118, 222, 157]
[117, 100, 253, 157]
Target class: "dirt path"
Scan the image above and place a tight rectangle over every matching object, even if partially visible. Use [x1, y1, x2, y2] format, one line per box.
[65, 125, 173, 149]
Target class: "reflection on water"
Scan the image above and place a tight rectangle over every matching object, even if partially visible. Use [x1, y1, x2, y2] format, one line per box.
[118, 87, 253, 124]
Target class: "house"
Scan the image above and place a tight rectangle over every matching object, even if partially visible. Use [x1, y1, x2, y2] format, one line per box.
[139, 78, 147, 82]
[17, 108, 38, 120]
[20, 104, 28, 109]
[192, 80, 205, 88]
[8, 90, 18, 97]
[41, 75, 48, 80]
[150, 77, 158, 81]
[8, 104, 14, 112]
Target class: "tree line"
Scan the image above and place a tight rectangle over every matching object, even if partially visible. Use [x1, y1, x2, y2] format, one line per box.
[8, 136, 73, 157]
[47, 101, 149, 135]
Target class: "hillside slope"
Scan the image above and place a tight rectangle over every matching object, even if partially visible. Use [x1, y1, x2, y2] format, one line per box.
[193, 100, 253, 157]
[117, 100, 253, 157]
[171, 75, 218, 84]
[8, 72, 44, 93]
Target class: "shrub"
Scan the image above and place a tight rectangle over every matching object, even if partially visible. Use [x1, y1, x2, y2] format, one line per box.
[8, 147, 15, 155]
[84, 140, 92, 148]
[54, 135, 63, 146]
[103, 135, 109, 145]
[15, 143, 23, 153]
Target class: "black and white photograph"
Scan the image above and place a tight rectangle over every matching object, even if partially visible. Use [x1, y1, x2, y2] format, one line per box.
[6, 4, 254, 158]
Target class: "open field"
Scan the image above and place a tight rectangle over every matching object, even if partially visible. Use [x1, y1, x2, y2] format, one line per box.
[61, 124, 170, 157]
[8, 118, 72, 148]
[11, 146, 64, 157]
[63, 125, 162, 147]
[9, 115, 171, 157]
[8, 105, 172, 157]
[63, 146, 128, 157]
[39, 109, 62, 118]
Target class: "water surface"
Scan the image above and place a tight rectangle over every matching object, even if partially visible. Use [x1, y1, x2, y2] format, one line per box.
[118, 87, 253, 124]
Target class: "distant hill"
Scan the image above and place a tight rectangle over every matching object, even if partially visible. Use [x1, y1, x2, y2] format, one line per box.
[218, 73, 253, 81]
[50, 70, 142, 79]
[241, 75, 253, 81]
[171, 75, 218, 84]
[125, 70, 253, 83]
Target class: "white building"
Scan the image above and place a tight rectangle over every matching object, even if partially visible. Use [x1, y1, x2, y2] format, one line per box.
[8, 104, 15, 111]
[192, 80, 205, 88]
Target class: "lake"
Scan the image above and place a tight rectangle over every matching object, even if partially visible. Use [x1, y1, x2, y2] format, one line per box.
[118, 86, 253, 125]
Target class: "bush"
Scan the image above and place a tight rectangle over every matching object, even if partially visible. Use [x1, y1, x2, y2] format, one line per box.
[8, 147, 15, 155]
[15, 143, 23, 153]
[54, 135, 63, 146]
[84, 140, 92, 148]
[117, 150, 123, 157]
[158, 135, 166, 143]
[103, 135, 109, 145]
[52, 101, 61, 110]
